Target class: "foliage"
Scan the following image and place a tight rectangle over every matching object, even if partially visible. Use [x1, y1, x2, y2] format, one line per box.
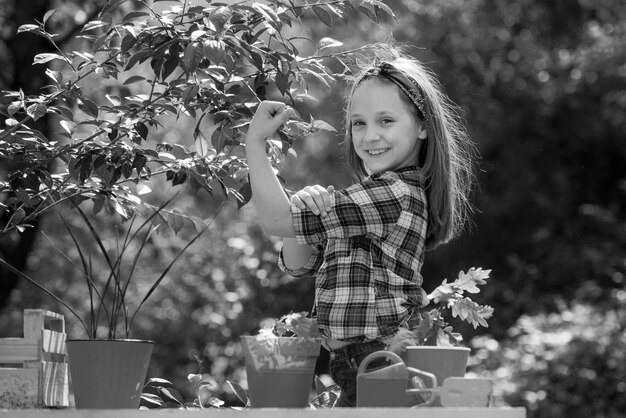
[258, 311, 321, 339]
[389, 267, 493, 351]
[0, 0, 393, 237]
[0, 198, 210, 338]
[140, 355, 238, 409]
[470, 291, 626, 418]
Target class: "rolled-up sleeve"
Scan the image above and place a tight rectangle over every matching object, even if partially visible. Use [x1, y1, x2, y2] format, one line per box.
[278, 243, 325, 277]
[291, 174, 407, 246]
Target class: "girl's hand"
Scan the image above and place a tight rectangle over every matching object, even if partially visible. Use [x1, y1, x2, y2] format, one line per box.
[291, 185, 335, 217]
[246, 101, 294, 143]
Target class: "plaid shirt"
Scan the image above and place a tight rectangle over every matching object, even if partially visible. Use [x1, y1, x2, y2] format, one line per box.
[279, 166, 428, 343]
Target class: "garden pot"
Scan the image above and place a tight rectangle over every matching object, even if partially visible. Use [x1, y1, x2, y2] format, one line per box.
[401, 346, 470, 406]
[66, 339, 153, 409]
[241, 336, 321, 408]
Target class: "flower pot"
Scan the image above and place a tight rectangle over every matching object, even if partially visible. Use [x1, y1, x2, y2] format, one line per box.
[241, 336, 321, 408]
[66, 339, 153, 409]
[401, 346, 470, 406]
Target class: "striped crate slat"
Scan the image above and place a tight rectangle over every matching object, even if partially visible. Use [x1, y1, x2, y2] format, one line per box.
[0, 310, 69, 409]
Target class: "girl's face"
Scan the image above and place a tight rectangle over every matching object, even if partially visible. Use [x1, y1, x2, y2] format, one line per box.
[349, 78, 427, 174]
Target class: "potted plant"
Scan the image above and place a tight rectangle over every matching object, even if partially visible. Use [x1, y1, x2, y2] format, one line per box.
[387, 267, 494, 404]
[0, 197, 212, 409]
[239, 312, 322, 408]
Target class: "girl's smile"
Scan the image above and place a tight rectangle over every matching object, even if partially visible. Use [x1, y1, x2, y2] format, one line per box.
[349, 78, 427, 173]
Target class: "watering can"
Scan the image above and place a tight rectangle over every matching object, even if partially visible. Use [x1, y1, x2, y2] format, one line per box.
[356, 350, 493, 408]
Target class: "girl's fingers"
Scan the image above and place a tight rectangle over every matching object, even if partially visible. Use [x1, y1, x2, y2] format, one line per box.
[293, 185, 335, 216]
[291, 195, 306, 210]
[320, 185, 334, 213]
[304, 186, 326, 215]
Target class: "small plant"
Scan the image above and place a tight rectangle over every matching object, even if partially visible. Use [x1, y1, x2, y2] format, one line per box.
[245, 312, 321, 368]
[0, 198, 213, 339]
[141, 356, 231, 409]
[259, 311, 322, 340]
[390, 267, 494, 352]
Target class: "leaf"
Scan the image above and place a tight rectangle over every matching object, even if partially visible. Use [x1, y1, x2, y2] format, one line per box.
[211, 125, 231, 153]
[145, 377, 174, 388]
[77, 98, 98, 118]
[114, 200, 129, 219]
[158, 387, 184, 405]
[17, 24, 40, 34]
[135, 122, 148, 140]
[454, 267, 491, 294]
[388, 327, 420, 354]
[120, 34, 137, 54]
[26, 103, 47, 121]
[43, 9, 56, 25]
[318, 37, 343, 51]
[450, 298, 493, 328]
[122, 10, 150, 22]
[209, 6, 232, 32]
[195, 130, 210, 157]
[82, 20, 108, 32]
[372, 0, 397, 21]
[59, 120, 77, 135]
[183, 42, 203, 73]
[158, 152, 176, 161]
[45, 69, 63, 84]
[137, 183, 152, 195]
[226, 381, 249, 407]
[7, 101, 21, 116]
[161, 44, 180, 80]
[236, 181, 251, 209]
[123, 75, 145, 85]
[275, 69, 290, 96]
[428, 282, 455, 304]
[33, 53, 68, 65]
[105, 94, 121, 106]
[15, 187, 30, 206]
[140, 393, 164, 408]
[358, 3, 379, 23]
[188, 373, 202, 383]
[168, 211, 184, 234]
[312, 5, 333, 28]
[312, 120, 337, 132]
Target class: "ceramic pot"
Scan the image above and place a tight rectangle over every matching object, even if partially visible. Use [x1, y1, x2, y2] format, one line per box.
[241, 336, 321, 408]
[66, 339, 153, 409]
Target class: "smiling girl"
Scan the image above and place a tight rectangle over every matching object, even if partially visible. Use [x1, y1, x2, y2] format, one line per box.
[243, 44, 476, 407]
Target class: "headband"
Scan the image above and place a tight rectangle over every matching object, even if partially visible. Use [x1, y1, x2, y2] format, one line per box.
[362, 62, 429, 129]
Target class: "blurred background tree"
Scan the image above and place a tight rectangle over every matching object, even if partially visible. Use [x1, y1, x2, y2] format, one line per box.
[1, 0, 625, 416]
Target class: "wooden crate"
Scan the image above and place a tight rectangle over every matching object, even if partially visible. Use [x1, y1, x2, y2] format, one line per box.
[0, 309, 69, 408]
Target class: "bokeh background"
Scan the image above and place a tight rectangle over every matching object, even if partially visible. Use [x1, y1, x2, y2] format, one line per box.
[1, 1, 624, 416]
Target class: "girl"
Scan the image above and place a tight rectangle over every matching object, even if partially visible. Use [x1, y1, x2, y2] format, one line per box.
[244, 45, 475, 407]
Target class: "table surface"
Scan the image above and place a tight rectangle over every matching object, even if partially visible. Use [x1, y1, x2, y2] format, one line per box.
[1, 407, 526, 417]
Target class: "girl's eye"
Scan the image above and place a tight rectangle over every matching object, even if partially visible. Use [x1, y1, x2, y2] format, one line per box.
[380, 118, 393, 124]
[352, 120, 365, 127]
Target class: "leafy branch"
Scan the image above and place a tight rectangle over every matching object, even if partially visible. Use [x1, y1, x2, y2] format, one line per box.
[389, 268, 495, 351]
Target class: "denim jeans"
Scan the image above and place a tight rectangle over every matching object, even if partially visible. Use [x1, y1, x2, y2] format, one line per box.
[328, 340, 387, 407]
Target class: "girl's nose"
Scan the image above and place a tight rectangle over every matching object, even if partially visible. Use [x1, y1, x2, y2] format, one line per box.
[364, 127, 382, 142]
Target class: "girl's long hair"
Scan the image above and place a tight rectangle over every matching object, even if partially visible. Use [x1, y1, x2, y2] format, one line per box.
[344, 44, 477, 250]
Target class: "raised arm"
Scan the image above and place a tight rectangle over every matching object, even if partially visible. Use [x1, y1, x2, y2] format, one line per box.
[245, 101, 296, 237]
